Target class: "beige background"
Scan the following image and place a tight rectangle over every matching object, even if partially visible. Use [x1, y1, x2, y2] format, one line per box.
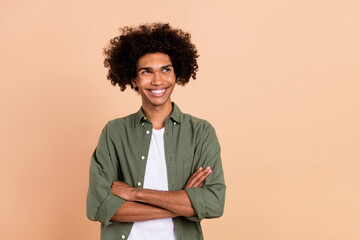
[1, 0, 360, 239]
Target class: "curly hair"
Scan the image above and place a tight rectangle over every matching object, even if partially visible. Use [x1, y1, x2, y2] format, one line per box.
[103, 23, 199, 91]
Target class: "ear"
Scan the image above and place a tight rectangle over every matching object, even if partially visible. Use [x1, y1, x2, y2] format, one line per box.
[131, 77, 138, 88]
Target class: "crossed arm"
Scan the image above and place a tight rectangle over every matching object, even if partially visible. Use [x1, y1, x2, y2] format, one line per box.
[110, 167, 212, 222]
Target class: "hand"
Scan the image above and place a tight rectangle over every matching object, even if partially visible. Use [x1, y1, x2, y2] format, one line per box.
[111, 181, 136, 201]
[184, 166, 212, 189]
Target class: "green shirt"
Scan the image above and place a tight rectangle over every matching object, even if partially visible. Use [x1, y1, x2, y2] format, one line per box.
[86, 102, 226, 240]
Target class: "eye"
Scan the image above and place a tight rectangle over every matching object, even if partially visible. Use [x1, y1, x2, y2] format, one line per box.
[163, 68, 171, 73]
[142, 70, 151, 74]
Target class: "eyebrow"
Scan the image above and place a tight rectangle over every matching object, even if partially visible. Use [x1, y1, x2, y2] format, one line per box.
[137, 64, 173, 72]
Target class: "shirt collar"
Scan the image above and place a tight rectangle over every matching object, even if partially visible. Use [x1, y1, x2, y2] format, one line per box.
[133, 102, 182, 127]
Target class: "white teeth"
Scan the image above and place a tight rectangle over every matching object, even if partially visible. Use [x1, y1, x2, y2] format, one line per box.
[151, 89, 165, 93]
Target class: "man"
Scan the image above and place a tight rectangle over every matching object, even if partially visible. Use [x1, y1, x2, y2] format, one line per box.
[86, 23, 226, 240]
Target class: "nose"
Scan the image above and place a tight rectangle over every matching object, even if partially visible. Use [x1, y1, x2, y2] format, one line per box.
[151, 71, 163, 85]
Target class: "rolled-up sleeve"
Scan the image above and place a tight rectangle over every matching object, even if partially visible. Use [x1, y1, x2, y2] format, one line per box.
[86, 123, 125, 225]
[184, 122, 226, 221]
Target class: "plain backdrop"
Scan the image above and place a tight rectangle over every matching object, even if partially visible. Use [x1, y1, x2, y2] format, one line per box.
[1, 0, 359, 240]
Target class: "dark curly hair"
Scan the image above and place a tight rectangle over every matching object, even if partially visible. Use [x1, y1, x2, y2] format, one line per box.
[103, 23, 199, 91]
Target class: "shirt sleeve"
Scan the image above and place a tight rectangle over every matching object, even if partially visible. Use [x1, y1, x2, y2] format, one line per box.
[86, 122, 125, 225]
[184, 121, 226, 222]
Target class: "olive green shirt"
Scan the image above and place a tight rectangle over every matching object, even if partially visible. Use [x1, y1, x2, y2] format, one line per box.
[86, 103, 226, 240]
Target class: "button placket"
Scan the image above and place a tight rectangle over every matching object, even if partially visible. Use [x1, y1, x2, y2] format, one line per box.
[137, 117, 151, 191]
[164, 122, 177, 191]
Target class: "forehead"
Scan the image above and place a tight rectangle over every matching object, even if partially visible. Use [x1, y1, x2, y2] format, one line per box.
[137, 52, 172, 68]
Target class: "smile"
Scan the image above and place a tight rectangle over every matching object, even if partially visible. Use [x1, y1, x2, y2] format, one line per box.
[147, 88, 168, 97]
[150, 89, 166, 93]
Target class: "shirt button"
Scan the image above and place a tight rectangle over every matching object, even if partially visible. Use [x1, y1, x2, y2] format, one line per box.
[146, 130, 150, 134]
[137, 182, 142, 186]
[174, 122, 176, 125]
[144, 117, 147, 120]
[141, 122, 144, 126]
[141, 156, 145, 160]
[121, 235, 125, 239]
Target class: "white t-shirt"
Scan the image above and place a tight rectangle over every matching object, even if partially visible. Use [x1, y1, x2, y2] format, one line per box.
[128, 128, 177, 240]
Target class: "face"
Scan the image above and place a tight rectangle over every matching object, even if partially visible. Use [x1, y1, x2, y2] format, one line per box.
[132, 52, 176, 109]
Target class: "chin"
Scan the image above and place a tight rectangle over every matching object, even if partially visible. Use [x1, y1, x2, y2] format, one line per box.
[146, 97, 171, 107]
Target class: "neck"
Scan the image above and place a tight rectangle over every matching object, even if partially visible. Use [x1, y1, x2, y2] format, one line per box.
[142, 100, 173, 130]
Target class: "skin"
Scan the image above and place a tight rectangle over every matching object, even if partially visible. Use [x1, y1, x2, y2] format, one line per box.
[111, 202, 178, 222]
[111, 52, 212, 223]
[111, 167, 212, 222]
[131, 52, 175, 130]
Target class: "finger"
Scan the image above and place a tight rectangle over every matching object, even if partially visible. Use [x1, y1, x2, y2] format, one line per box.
[191, 167, 211, 183]
[185, 167, 203, 188]
[188, 167, 203, 183]
[193, 168, 212, 187]
[197, 170, 212, 188]
[193, 172, 210, 187]
[186, 166, 212, 188]
[187, 167, 210, 188]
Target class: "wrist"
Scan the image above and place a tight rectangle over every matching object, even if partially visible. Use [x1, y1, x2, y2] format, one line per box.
[131, 187, 141, 202]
